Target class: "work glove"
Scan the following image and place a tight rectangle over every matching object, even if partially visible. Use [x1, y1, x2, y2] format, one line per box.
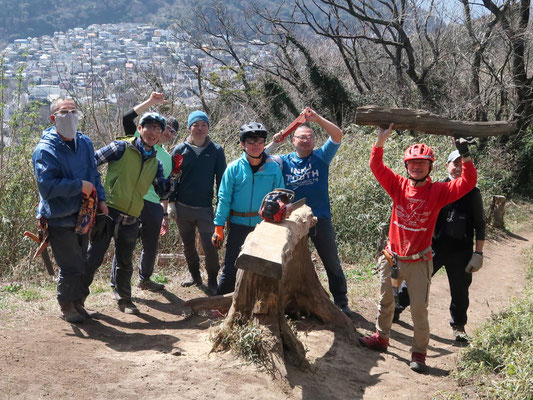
[172, 153, 183, 176]
[90, 213, 112, 242]
[465, 252, 483, 273]
[212, 225, 224, 249]
[454, 136, 476, 158]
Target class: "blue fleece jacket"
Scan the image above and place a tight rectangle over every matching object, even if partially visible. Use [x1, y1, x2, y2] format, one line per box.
[214, 153, 284, 227]
[32, 126, 106, 227]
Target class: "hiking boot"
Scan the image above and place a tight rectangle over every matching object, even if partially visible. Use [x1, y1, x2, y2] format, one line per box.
[118, 300, 140, 315]
[452, 326, 470, 342]
[59, 301, 85, 324]
[181, 274, 202, 287]
[358, 332, 389, 351]
[73, 298, 99, 319]
[207, 277, 218, 296]
[410, 352, 427, 373]
[137, 279, 165, 292]
[393, 307, 403, 323]
[339, 304, 356, 317]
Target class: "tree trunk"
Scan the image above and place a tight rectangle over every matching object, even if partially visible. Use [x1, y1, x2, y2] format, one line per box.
[209, 204, 355, 378]
[355, 105, 516, 137]
[487, 195, 506, 228]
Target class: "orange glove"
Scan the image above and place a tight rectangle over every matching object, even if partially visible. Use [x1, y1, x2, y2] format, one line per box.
[212, 225, 224, 249]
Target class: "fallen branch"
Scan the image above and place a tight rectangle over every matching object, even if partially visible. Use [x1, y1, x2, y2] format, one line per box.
[355, 105, 516, 137]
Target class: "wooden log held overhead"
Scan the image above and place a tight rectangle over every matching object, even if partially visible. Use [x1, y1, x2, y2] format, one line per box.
[209, 203, 356, 379]
[355, 105, 516, 137]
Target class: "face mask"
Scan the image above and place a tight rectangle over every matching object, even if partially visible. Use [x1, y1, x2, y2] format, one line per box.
[55, 113, 79, 139]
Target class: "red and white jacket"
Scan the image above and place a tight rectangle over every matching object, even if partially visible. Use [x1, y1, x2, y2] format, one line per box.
[370, 146, 477, 259]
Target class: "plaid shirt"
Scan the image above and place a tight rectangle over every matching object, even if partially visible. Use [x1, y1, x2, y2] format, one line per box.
[95, 138, 171, 200]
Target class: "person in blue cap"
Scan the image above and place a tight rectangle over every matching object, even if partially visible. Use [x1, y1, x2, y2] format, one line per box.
[169, 110, 226, 295]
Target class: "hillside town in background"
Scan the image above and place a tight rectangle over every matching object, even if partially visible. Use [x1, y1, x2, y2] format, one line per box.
[0, 22, 268, 137]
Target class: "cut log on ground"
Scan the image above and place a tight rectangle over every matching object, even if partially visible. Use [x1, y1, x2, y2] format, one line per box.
[183, 293, 233, 313]
[488, 195, 506, 228]
[209, 204, 356, 379]
[355, 105, 516, 137]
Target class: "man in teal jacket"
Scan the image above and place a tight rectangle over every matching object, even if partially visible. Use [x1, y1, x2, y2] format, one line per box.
[212, 122, 284, 294]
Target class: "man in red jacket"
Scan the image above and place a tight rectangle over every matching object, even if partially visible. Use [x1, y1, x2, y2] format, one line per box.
[359, 123, 477, 373]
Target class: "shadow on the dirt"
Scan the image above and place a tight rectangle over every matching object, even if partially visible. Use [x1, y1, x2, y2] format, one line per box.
[68, 318, 182, 354]
[285, 327, 378, 400]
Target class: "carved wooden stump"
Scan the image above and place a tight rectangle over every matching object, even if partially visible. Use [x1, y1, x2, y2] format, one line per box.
[488, 195, 506, 228]
[202, 204, 355, 378]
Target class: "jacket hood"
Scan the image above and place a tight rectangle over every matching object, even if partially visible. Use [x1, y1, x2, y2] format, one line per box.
[40, 126, 82, 151]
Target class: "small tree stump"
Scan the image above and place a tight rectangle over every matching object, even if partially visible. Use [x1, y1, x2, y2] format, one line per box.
[210, 204, 355, 379]
[487, 195, 506, 228]
[355, 105, 516, 137]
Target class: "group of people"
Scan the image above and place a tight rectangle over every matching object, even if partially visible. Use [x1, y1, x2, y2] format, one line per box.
[32, 93, 351, 319]
[32, 94, 485, 374]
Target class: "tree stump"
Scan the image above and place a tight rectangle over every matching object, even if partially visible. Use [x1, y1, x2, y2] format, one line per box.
[487, 195, 506, 228]
[209, 204, 355, 378]
[355, 105, 516, 137]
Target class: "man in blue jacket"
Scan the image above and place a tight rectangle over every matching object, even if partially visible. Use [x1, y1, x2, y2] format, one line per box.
[32, 97, 107, 323]
[267, 109, 350, 314]
[212, 122, 284, 295]
[169, 110, 226, 295]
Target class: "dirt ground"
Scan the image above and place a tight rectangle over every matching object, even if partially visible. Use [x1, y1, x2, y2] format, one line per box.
[0, 226, 531, 400]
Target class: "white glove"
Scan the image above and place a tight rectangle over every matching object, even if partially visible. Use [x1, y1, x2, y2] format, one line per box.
[465, 252, 483, 273]
[168, 202, 177, 220]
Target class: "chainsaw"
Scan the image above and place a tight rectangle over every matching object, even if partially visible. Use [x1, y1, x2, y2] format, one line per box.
[276, 107, 312, 142]
[259, 189, 306, 223]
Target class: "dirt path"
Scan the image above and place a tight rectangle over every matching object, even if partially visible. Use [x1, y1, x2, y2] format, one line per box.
[0, 228, 531, 400]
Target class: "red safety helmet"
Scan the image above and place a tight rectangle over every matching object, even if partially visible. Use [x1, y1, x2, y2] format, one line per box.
[403, 143, 435, 163]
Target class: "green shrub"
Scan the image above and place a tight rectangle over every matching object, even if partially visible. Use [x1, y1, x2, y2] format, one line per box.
[453, 256, 533, 399]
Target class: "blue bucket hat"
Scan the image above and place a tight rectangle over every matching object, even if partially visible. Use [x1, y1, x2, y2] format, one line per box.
[187, 110, 209, 130]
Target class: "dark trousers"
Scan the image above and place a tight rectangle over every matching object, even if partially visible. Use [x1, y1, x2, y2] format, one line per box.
[217, 223, 254, 295]
[84, 209, 139, 302]
[309, 218, 349, 307]
[400, 247, 473, 327]
[48, 225, 88, 303]
[433, 247, 473, 327]
[110, 200, 163, 285]
[173, 202, 220, 280]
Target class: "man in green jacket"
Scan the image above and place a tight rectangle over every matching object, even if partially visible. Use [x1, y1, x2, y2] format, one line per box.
[83, 112, 175, 315]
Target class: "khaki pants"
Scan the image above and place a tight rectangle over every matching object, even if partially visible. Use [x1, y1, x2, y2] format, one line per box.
[376, 254, 433, 354]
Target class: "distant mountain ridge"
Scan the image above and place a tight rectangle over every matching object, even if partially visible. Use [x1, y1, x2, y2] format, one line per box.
[0, 0, 287, 48]
[0, 0, 175, 46]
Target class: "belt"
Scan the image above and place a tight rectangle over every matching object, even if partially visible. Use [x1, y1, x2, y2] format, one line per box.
[389, 246, 432, 261]
[230, 210, 259, 218]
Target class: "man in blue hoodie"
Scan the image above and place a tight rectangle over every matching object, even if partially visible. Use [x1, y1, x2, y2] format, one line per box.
[32, 97, 107, 323]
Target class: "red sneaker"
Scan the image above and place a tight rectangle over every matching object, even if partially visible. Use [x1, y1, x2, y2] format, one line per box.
[358, 332, 389, 351]
[410, 352, 427, 373]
